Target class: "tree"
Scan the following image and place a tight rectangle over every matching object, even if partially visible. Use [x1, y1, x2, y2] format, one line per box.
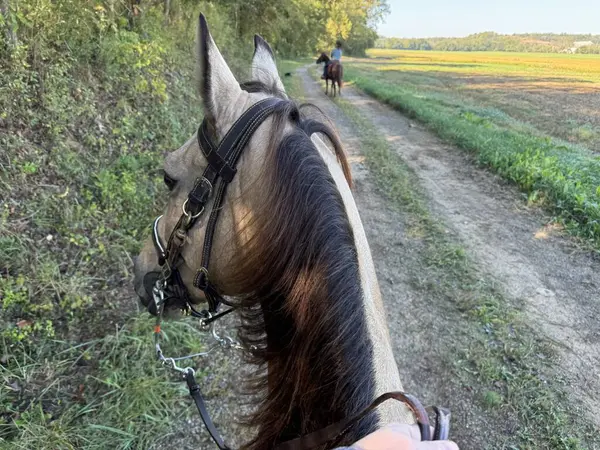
[1, 0, 18, 50]
[206, 0, 389, 57]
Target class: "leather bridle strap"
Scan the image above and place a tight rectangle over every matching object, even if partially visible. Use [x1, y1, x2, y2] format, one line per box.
[185, 369, 231, 450]
[192, 98, 283, 309]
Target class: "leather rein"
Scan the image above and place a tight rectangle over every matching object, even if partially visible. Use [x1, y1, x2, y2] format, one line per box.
[144, 96, 451, 449]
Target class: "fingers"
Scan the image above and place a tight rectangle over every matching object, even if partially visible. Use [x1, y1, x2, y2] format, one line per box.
[381, 423, 423, 441]
[351, 425, 414, 450]
[415, 441, 459, 450]
[382, 423, 460, 450]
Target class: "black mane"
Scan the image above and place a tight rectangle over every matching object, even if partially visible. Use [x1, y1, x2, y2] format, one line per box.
[228, 86, 379, 449]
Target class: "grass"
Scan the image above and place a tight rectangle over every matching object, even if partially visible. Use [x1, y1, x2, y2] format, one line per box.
[0, 318, 207, 450]
[343, 58, 600, 249]
[0, 6, 213, 446]
[278, 59, 310, 100]
[331, 88, 598, 449]
[0, 318, 211, 449]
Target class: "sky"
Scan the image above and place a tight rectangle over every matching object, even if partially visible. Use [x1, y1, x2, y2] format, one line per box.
[378, 0, 600, 38]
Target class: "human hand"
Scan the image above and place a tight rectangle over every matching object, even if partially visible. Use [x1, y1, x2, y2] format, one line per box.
[339, 423, 459, 450]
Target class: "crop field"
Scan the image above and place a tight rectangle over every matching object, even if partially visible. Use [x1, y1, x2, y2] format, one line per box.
[344, 49, 600, 246]
[359, 49, 600, 151]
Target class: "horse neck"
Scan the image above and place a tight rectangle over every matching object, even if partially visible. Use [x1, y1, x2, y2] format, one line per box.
[310, 134, 413, 426]
[256, 134, 414, 444]
[230, 113, 413, 449]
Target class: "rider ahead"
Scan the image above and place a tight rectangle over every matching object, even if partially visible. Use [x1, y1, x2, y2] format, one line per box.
[322, 40, 343, 79]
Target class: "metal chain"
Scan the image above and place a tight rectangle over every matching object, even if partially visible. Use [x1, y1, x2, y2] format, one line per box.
[152, 280, 245, 376]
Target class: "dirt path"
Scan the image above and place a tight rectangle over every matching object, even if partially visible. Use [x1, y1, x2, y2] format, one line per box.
[297, 69, 600, 439]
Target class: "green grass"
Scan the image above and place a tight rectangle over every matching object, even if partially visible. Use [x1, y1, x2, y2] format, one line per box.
[344, 65, 600, 249]
[0, 5, 215, 447]
[333, 91, 598, 449]
[0, 317, 207, 449]
[279, 59, 311, 100]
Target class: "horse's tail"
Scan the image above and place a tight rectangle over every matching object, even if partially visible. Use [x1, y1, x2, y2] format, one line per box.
[339, 65, 343, 88]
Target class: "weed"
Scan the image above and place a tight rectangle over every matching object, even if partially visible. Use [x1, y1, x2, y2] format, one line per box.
[20, 163, 37, 175]
[482, 390, 503, 409]
[571, 125, 597, 142]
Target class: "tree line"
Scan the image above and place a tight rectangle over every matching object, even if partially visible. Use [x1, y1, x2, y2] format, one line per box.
[0, 0, 388, 142]
[376, 32, 600, 54]
[1, 0, 388, 62]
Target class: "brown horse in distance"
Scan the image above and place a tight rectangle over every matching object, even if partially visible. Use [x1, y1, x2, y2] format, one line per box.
[316, 52, 343, 97]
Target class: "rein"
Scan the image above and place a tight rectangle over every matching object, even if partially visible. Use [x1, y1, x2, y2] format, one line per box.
[144, 96, 451, 449]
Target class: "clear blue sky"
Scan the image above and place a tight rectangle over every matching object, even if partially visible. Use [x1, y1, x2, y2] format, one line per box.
[378, 0, 600, 38]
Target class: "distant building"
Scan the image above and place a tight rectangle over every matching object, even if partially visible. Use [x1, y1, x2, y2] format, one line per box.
[566, 41, 594, 54]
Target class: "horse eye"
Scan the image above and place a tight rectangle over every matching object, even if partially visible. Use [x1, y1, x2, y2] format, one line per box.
[163, 171, 177, 190]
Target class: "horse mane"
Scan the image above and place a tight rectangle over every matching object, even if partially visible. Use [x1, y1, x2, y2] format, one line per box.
[240, 80, 351, 184]
[228, 82, 378, 449]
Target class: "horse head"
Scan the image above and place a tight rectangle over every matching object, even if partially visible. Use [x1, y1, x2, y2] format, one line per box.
[316, 52, 330, 64]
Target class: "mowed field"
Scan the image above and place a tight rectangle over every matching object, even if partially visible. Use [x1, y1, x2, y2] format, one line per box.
[358, 49, 600, 150]
[344, 49, 600, 247]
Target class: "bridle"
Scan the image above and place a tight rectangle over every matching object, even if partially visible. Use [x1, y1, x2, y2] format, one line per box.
[145, 97, 283, 319]
[142, 96, 451, 449]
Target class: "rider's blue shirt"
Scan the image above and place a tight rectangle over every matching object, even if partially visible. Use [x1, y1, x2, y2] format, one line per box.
[331, 48, 342, 60]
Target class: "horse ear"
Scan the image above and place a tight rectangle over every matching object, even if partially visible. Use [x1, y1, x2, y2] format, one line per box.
[197, 14, 242, 122]
[252, 34, 285, 94]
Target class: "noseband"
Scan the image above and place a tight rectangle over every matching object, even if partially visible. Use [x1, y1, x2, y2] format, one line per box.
[144, 96, 451, 449]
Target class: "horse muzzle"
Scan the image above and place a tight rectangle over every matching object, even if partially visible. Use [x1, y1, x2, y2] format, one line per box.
[141, 270, 190, 316]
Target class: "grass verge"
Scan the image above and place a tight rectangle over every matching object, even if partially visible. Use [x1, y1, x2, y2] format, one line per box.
[0, 317, 209, 449]
[333, 91, 598, 449]
[279, 59, 311, 100]
[344, 66, 600, 249]
[0, 58, 312, 449]
[0, 6, 211, 446]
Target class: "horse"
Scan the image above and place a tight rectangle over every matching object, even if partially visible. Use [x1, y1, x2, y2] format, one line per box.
[316, 52, 343, 97]
[133, 14, 448, 450]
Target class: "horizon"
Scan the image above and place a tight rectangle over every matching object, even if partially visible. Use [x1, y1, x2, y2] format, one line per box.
[377, 30, 600, 40]
[378, 0, 600, 39]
